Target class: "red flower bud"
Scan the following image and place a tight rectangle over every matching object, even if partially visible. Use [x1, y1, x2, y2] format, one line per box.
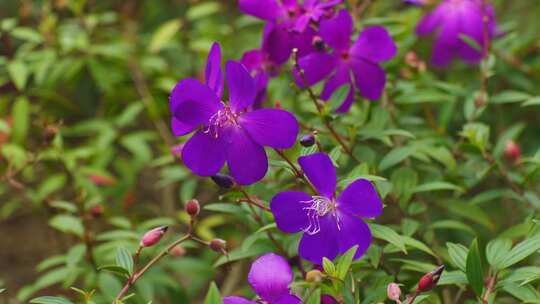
[87, 173, 115, 186]
[387, 283, 402, 301]
[90, 204, 104, 218]
[505, 140, 521, 162]
[209, 238, 226, 253]
[140, 226, 168, 247]
[170, 244, 186, 257]
[416, 265, 444, 294]
[185, 199, 200, 217]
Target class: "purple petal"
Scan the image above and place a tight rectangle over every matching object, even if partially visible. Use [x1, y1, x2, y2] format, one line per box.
[171, 116, 195, 137]
[337, 179, 383, 218]
[336, 212, 372, 259]
[239, 109, 299, 149]
[223, 297, 257, 304]
[239, 0, 284, 20]
[298, 152, 336, 198]
[351, 26, 397, 63]
[226, 61, 257, 112]
[248, 253, 293, 302]
[226, 127, 267, 185]
[262, 23, 293, 65]
[205, 42, 224, 98]
[351, 59, 386, 100]
[334, 86, 355, 113]
[299, 215, 339, 264]
[456, 9, 484, 63]
[271, 191, 312, 233]
[431, 37, 455, 67]
[416, 5, 444, 35]
[182, 130, 226, 177]
[241, 49, 264, 71]
[292, 26, 317, 58]
[320, 64, 351, 101]
[296, 52, 336, 87]
[321, 295, 339, 304]
[170, 78, 222, 127]
[319, 9, 352, 50]
[275, 294, 302, 304]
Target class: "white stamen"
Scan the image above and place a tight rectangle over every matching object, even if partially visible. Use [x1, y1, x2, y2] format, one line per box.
[301, 196, 340, 235]
[203, 106, 238, 138]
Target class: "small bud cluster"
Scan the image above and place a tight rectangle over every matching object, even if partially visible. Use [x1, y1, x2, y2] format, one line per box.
[387, 265, 444, 304]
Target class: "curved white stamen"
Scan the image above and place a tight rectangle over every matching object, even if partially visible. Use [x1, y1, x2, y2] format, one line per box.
[203, 106, 238, 138]
[301, 196, 340, 235]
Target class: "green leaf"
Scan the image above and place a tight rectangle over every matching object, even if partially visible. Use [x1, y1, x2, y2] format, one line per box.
[486, 238, 512, 270]
[379, 146, 415, 171]
[447, 242, 468, 272]
[30, 296, 74, 304]
[413, 181, 463, 193]
[369, 223, 407, 253]
[498, 234, 540, 269]
[149, 19, 182, 53]
[98, 265, 131, 277]
[11, 97, 29, 144]
[204, 281, 222, 304]
[466, 239, 484, 296]
[336, 245, 357, 279]
[326, 84, 350, 112]
[459, 34, 482, 51]
[203, 203, 245, 215]
[115, 247, 134, 275]
[430, 220, 475, 235]
[322, 257, 336, 276]
[187, 2, 220, 20]
[522, 96, 540, 106]
[491, 90, 531, 104]
[305, 288, 321, 304]
[8, 60, 28, 90]
[49, 215, 84, 237]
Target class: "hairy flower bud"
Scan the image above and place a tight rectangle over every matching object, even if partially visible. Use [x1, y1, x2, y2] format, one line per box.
[170, 244, 186, 257]
[306, 269, 323, 283]
[387, 283, 402, 301]
[300, 134, 316, 147]
[417, 265, 444, 294]
[211, 174, 235, 189]
[505, 140, 521, 162]
[185, 199, 200, 217]
[171, 144, 183, 159]
[140, 226, 168, 247]
[209, 238, 226, 253]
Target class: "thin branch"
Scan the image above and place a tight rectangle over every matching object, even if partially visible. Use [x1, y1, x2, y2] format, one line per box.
[273, 149, 317, 194]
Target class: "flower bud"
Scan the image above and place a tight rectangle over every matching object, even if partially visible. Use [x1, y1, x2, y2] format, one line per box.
[387, 283, 402, 301]
[90, 204, 104, 218]
[306, 269, 323, 283]
[171, 144, 183, 159]
[416, 265, 444, 294]
[312, 36, 325, 51]
[321, 294, 338, 304]
[185, 199, 200, 217]
[140, 226, 168, 247]
[87, 173, 115, 186]
[274, 100, 282, 109]
[209, 238, 227, 253]
[300, 134, 316, 147]
[211, 174, 235, 189]
[505, 140, 521, 162]
[170, 244, 186, 257]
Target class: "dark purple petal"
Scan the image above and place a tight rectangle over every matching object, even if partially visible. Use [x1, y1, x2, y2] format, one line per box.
[182, 130, 226, 177]
[299, 215, 339, 264]
[226, 61, 257, 112]
[337, 179, 383, 218]
[293, 14, 311, 33]
[171, 116, 195, 136]
[241, 49, 264, 71]
[239, 109, 299, 149]
[456, 9, 484, 63]
[263, 23, 293, 65]
[321, 295, 339, 304]
[351, 59, 386, 100]
[336, 212, 372, 259]
[226, 127, 267, 185]
[319, 9, 352, 50]
[298, 152, 336, 198]
[296, 52, 336, 87]
[334, 85, 355, 113]
[292, 26, 317, 58]
[205, 42, 224, 98]
[248, 253, 293, 302]
[275, 294, 302, 304]
[223, 297, 257, 304]
[271, 191, 312, 233]
[351, 26, 397, 63]
[239, 0, 283, 20]
[170, 78, 222, 127]
[416, 5, 444, 35]
[320, 64, 351, 100]
[431, 37, 455, 67]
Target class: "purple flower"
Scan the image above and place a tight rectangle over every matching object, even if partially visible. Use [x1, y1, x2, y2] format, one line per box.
[416, 0, 497, 66]
[270, 153, 383, 264]
[403, 0, 427, 5]
[224, 253, 301, 304]
[296, 9, 397, 112]
[169, 42, 299, 185]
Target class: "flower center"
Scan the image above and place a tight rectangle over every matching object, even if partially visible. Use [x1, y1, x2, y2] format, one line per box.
[301, 196, 340, 235]
[204, 105, 238, 138]
[341, 51, 350, 60]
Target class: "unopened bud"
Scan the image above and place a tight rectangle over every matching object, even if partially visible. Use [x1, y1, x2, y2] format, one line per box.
[300, 134, 316, 147]
[87, 174, 115, 186]
[90, 204, 104, 218]
[209, 238, 226, 253]
[140, 226, 168, 247]
[211, 174, 234, 189]
[417, 265, 444, 294]
[387, 283, 402, 301]
[505, 140, 521, 162]
[170, 244, 186, 257]
[43, 125, 59, 143]
[306, 269, 323, 283]
[312, 36, 325, 51]
[275, 100, 282, 109]
[321, 295, 338, 304]
[171, 144, 183, 159]
[185, 199, 200, 217]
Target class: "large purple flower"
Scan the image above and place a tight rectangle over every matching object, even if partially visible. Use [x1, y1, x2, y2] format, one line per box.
[270, 153, 383, 264]
[296, 9, 397, 112]
[416, 0, 497, 66]
[224, 253, 301, 304]
[169, 43, 299, 185]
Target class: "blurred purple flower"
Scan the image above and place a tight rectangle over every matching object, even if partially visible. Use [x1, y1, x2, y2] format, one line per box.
[223, 253, 301, 304]
[403, 0, 427, 5]
[169, 42, 299, 185]
[270, 152, 383, 264]
[296, 9, 397, 112]
[321, 294, 339, 304]
[416, 0, 497, 66]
